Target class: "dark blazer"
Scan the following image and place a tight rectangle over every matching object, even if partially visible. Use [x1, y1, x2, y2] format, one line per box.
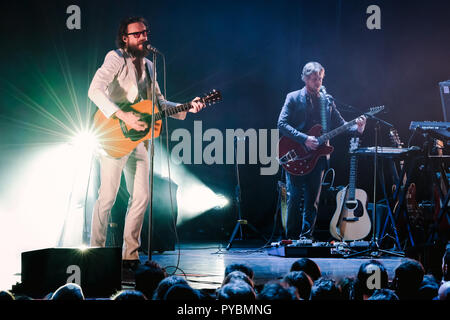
[277, 87, 349, 145]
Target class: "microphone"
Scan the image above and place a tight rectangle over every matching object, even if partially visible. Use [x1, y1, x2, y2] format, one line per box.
[143, 41, 161, 55]
[320, 86, 334, 101]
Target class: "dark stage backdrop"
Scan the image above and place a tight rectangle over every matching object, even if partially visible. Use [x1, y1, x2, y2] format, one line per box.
[1, 0, 449, 241]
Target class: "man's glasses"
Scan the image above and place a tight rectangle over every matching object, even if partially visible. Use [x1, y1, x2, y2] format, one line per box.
[126, 30, 149, 38]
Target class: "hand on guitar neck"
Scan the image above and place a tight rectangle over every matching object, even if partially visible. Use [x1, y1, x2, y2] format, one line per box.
[114, 110, 148, 131]
[305, 136, 319, 150]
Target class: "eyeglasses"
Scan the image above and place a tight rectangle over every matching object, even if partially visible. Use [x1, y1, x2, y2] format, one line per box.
[126, 30, 149, 38]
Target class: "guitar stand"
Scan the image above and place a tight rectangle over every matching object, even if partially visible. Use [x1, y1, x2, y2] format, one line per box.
[379, 153, 420, 250]
[345, 120, 405, 258]
[423, 135, 450, 244]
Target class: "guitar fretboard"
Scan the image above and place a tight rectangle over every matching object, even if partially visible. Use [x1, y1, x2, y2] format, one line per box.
[317, 119, 358, 145]
[153, 102, 192, 121]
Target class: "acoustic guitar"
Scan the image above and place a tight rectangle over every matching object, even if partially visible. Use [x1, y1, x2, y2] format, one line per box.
[93, 89, 222, 158]
[329, 137, 371, 241]
[278, 106, 384, 176]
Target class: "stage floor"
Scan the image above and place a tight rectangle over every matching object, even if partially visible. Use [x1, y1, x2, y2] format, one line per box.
[139, 241, 405, 290]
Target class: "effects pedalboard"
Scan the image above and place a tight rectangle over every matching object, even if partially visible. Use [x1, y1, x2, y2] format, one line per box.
[266, 239, 370, 258]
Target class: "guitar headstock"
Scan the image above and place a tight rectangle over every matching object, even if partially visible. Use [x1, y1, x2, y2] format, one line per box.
[365, 105, 385, 116]
[389, 128, 403, 148]
[201, 89, 222, 106]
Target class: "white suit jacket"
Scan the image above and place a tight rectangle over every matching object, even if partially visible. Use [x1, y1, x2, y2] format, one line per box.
[88, 48, 178, 119]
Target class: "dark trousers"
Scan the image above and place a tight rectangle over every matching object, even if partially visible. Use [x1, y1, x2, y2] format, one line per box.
[285, 158, 326, 239]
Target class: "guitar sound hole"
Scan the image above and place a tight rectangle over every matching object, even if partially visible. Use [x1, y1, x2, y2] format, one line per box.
[344, 200, 364, 217]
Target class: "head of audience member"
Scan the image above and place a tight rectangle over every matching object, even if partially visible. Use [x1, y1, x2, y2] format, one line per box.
[353, 260, 389, 300]
[290, 258, 321, 281]
[217, 282, 256, 300]
[368, 289, 399, 301]
[438, 281, 450, 300]
[152, 275, 189, 300]
[337, 277, 355, 300]
[163, 283, 202, 300]
[111, 290, 147, 300]
[443, 249, 450, 282]
[224, 263, 254, 281]
[50, 283, 85, 300]
[222, 270, 254, 288]
[393, 259, 425, 300]
[134, 260, 167, 300]
[0, 290, 15, 301]
[283, 271, 313, 300]
[417, 274, 440, 300]
[258, 282, 299, 300]
[310, 278, 341, 300]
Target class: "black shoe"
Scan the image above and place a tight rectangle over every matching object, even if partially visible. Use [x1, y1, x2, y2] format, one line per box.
[122, 259, 141, 271]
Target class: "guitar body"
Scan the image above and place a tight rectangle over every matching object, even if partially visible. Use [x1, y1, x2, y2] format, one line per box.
[279, 124, 334, 176]
[94, 100, 163, 158]
[93, 89, 222, 158]
[329, 187, 371, 241]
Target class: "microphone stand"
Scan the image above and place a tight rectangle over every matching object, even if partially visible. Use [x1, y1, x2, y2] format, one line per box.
[147, 50, 158, 262]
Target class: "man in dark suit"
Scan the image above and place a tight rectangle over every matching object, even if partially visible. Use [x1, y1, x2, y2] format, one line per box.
[277, 62, 366, 240]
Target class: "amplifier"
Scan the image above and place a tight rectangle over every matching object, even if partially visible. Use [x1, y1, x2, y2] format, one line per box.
[439, 80, 450, 121]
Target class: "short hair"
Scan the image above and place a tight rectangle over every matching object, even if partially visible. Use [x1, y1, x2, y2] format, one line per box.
[283, 271, 313, 300]
[152, 275, 188, 300]
[163, 284, 201, 300]
[438, 281, 450, 300]
[258, 282, 298, 300]
[217, 282, 256, 300]
[135, 261, 167, 300]
[394, 259, 425, 295]
[0, 290, 15, 301]
[50, 283, 84, 300]
[337, 277, 356, 300]
[222, 271, 254, 288]
[290, 258, 321, 281]
[443, 249, 450, 281]
[225, 263, 254, 280]
[310, 278, 341, 300]
[301, 62, 324, 82]
[368, 289, 399, 301]
[111, 290, 147, 300]
[116, 16, 149, 49]
[354, 260, 389, 299]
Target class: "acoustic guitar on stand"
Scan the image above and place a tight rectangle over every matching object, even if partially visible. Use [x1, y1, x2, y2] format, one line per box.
[329, 137, 371, 241]
[93, 90, 222, 158]
[278, 106, 384, 176]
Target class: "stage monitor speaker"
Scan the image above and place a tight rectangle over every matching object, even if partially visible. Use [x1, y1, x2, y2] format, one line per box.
[20, 247, 121, 298]
[439, 80, 450, 121]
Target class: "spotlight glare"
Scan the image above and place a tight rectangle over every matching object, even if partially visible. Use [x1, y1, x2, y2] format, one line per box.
[71, 130, 98, 152]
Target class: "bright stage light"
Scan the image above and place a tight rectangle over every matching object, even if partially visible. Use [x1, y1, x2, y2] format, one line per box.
[176, 185, 230, 224]
[70, 130, 98, 152]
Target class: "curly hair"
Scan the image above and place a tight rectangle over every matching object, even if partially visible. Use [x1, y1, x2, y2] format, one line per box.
[116, 16, 149, 49]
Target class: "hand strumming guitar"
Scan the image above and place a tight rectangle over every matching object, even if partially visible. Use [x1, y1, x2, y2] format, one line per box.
[115, 109, 148, 131]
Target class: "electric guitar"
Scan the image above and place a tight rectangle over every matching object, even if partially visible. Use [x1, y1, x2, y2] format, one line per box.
[329, 137, 371, 241]
[278, 106, 384, 176]
[93, 90, 222, 158]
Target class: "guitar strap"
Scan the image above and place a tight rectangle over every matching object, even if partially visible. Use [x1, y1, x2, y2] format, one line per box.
[319, 93, 330, 134]
[320, 94, 331, 168]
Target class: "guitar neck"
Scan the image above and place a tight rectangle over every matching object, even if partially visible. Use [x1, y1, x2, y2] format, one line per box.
[348, 155, 358, 200]
[154, 102, 191, 121]
[317, 118, 358, 145]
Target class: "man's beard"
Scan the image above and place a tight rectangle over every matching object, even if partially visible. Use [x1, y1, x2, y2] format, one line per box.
[127, 43, 149, 58]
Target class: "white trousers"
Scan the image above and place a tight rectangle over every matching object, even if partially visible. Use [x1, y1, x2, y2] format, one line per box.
[90, 142, 149, 260]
